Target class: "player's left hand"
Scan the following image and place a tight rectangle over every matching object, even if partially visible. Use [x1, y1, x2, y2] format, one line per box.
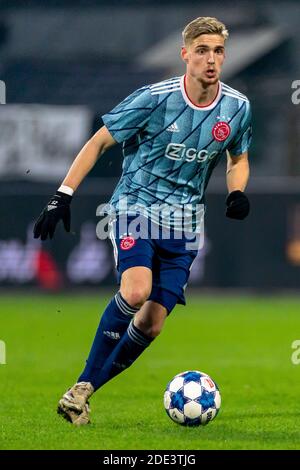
[225, 190, 250, 220]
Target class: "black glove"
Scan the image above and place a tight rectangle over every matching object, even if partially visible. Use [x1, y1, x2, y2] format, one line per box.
[33, 191, 72, 240]
[225, 190, 250, 220]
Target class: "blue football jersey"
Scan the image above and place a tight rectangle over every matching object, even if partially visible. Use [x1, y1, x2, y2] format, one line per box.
[102, 75, 252, 232]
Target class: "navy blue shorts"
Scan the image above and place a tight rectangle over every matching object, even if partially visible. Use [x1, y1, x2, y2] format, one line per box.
[109, 215, 199, 314]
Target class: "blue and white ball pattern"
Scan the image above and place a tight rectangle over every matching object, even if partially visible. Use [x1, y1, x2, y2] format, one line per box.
[164, 370, 221, 426]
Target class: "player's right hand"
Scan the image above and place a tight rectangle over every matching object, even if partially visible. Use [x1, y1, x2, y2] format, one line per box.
[33, 191, 72, 240]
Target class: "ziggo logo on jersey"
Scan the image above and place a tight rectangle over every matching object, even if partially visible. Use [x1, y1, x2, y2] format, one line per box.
[165, 143, 218, 163]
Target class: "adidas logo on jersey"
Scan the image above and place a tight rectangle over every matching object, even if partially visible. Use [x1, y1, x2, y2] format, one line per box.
[103, 330, 120, 340]
[166, 122, 180, 132]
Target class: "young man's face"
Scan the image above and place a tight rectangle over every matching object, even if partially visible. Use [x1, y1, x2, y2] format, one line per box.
[181, 34, 225, 85]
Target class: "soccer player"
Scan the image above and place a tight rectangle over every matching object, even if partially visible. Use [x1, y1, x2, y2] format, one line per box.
[33, 17, 252, 425]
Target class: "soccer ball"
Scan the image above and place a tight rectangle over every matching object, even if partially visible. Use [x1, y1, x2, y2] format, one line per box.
[164, 370, 221, 426]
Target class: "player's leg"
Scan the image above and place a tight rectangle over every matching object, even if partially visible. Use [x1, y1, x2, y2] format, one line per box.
[77, 266, 152, 385]
[58, 216, 154, 424]
[57, 267, 152, 424]
[74, 269, 160, 393]
[56, 289, 138, 424]
[89, 270, 180, 392]
[89, 299, 170, 391]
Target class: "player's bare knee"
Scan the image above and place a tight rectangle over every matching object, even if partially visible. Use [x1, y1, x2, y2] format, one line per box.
[121, 286, 150, 308]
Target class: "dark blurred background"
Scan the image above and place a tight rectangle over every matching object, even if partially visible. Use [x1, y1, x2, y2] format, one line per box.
[0, 0, 299, 291]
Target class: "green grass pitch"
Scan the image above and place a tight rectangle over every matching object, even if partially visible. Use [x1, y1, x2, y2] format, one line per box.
[0, 293, 300, 450]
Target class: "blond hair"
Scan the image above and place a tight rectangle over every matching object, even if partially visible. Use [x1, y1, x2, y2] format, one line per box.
[182, 17, 229, 46]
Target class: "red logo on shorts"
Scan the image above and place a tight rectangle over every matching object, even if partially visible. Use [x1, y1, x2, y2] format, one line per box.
[212, 121, 231, 142]
[120, 236, 136, 251]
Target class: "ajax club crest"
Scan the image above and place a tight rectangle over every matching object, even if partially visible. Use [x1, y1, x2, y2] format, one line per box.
[212, 121, 231, 142]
